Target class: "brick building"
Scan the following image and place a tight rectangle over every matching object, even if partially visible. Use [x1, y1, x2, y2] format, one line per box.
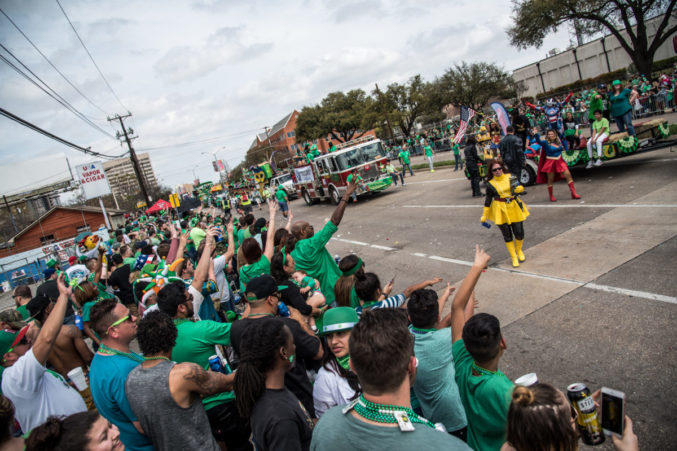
[0, 206, 125, 257]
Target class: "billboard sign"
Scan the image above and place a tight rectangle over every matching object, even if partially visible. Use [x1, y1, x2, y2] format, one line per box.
[76, 161, 112, 200]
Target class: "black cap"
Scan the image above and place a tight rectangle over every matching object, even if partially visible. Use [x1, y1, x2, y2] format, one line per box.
[245, 275, 278, 302]
[27, 294, 53, 320]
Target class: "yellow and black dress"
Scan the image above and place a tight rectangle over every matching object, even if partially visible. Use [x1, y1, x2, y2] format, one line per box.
[480, 173, 529, 267]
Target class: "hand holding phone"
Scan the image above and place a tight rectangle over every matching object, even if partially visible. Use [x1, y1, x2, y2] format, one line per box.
[601, 387, 625, 438]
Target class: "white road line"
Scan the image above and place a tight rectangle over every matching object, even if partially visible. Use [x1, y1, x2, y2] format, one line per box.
[402, 178, 466, 185]
[403, 204, 677, 209]
[330, 237, 677, 305]
[584, 283, 677, 305]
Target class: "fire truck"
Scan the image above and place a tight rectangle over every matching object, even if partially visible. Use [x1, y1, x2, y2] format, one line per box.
[291, 136, 394, 205]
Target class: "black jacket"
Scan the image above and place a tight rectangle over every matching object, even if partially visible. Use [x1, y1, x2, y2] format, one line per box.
[499, 134, 525, 169]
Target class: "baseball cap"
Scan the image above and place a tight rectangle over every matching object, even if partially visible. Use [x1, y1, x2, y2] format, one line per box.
[318, 307, 359, 336]
[27, 295, 52, 321]
[46, 259, 58, 268]
[68, 256, 77, 265]
[612, 80, 621, 86]
[43, 268, 56, 279]
[0, 325, 29, 357]
[78, 255, 87, 262]
[245, 275, 278, 302]
[0, 310, 27, 330]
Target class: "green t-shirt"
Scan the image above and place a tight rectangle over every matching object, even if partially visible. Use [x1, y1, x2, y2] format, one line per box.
[350, 286, 360, 308]
[398, 150, 411, 164]
[412, 328, 467, 432]
[236, 228, 246, 246]
[608, 89, 632, 117]
[291, 221, 341, 305]
[171, 318, 235, 410]
[452, 339, 513, 451]
[239, 255, 271, 292]
[275, 188, 287, 202]
[453, 143, 460, 155]
[346, 174, 362, 184]
[16, 304, 30, 320]
[588, 91, 603, 119]
[189, 227, 206, 248]
[424, 145, 433, 157]
[592, 117, 610, 134]
[311, 405, 470, 451]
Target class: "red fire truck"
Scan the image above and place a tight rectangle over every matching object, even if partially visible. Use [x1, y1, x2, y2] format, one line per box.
[291, 136, 394, 205]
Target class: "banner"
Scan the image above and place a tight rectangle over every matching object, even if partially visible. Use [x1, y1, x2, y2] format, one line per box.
[294, 166, 314, 184]
[490, 102, 512, 135]
[76, 161, 112, 200]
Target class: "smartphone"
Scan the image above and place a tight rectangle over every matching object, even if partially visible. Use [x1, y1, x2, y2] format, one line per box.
[390, 276, 395, 285]
[601, 387, 625, 438]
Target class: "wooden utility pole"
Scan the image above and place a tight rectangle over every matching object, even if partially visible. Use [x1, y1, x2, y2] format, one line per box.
[108, 113, 150, 205]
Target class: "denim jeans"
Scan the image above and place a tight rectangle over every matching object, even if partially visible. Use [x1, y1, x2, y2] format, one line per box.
[614, 110, 635, 136]
[454, 154, 463, 170]
[402, 163, 414, 177]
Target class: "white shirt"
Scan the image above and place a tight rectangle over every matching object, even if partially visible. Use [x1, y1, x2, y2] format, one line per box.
[211, 255, 232, 304]
[1, 349, 86, 432]
[313, 364, 357, 418]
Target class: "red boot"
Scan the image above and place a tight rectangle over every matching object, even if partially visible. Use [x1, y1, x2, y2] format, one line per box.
[568, 181, 581, 199]
[547, 185, 556, 202]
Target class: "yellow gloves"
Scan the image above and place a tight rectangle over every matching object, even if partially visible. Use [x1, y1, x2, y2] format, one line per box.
[514, 185, 525, 194]
[480, 207, 490, 223]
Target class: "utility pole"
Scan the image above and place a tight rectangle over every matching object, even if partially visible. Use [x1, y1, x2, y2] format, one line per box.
[108, 113, 150, 205]
[374, 83, 394, 141]
[263, 126, 273, 160]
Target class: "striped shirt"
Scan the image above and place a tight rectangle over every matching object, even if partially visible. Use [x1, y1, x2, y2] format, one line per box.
[355, 293, 406, 316]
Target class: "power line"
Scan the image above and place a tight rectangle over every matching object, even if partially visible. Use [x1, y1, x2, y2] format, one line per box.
[55, 0, 129, 112]
[0, 45, 117, 140]
[0, 6, 111, 119]
[0, 107, 126, 159]
[136, 127, 264, 152]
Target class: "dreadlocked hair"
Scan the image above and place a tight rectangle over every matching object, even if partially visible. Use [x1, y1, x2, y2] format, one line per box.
[234, 318, 289, 418]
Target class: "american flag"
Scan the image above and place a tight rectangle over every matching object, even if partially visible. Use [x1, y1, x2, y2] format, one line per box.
[453, 106, 476, 144]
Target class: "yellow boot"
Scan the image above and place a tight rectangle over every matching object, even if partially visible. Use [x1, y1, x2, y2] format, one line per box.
[505, 241, 519, 267]
[515, 239, 526, 262]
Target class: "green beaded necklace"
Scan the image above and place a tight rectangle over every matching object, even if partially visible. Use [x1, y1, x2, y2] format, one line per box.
[98, 344, 145, 363]
[472, 362, 498, 376]
[410, 326, 437, 335]
[353, 395, 436, 429]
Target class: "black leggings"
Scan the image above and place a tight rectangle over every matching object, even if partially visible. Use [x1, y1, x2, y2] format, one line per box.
[497, 222, 524, 242]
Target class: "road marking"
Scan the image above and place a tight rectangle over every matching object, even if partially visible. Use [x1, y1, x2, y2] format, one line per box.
[402, 178, 466, 185]
[329, 237, 677, 305]
[402, 204, 677, 209]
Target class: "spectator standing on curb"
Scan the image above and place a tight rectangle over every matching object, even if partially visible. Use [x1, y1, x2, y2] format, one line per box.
[399, 144, 414, 178]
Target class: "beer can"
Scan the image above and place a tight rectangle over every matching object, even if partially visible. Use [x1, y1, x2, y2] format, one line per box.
[208, 355, 224, 373]
[567, 383, 605, 445]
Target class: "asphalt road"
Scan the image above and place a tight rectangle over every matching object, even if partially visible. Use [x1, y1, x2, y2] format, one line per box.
[281, 145, 677, 450]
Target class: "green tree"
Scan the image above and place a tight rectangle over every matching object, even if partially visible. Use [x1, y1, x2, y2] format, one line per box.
[296, 89, 376, 143]
[436, 62, 513, 110]
[377, 75, 445, 137]
[507, 0, 676, 77]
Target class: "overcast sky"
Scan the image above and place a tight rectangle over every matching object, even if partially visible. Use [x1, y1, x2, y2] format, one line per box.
[0, 0, 571, 194]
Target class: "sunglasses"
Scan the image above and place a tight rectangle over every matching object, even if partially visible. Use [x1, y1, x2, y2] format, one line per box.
[107, 315, 131, 334]
[491, 167, 503, 173]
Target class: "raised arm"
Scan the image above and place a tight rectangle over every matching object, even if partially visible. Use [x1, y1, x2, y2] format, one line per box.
[284, 209, 294, 232]
[403, 277, 442, 298]
[33, 274, 71, 365]
[223, 218, 235, 261]
[263, 200, 277, 262]
[166, 224, 180, 264]
[451, 245, 490, 344]
[330, 180, 358, 226]
[93, 247, 104, 284]
[191, 227, 216, 292]
[179, 362, 235, 397]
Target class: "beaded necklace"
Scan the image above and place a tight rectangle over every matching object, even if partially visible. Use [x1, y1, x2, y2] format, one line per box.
[410, 326, 437, 335]
[353, 395, 436, 429]
[98, 343, 145, 363]
[144, 356, 170, 362]
[472, 362, 498, 376]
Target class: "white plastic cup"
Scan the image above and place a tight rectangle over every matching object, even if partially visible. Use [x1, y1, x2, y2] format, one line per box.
[515, 373, 538, 387]
[67, 367, 88, 391]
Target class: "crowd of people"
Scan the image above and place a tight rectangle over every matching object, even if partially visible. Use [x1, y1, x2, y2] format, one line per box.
[0, 175, 643, 451]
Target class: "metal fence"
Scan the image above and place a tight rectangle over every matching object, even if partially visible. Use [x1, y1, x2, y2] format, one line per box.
[633, 91, 676, 119]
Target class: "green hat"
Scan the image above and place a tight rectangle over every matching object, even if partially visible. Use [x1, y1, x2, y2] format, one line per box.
[46, 259, 58, 268]
[318, 307, 359, 336]
[78, 255, 87, 262]
[0, 325, 29, 358]
[612, 80, 621, 86]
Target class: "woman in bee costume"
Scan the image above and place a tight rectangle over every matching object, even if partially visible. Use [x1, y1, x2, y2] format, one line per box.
[479, 159, 529, 267]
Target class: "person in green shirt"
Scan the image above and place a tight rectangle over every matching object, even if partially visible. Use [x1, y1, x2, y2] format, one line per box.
[12, 286, 32, 321]
[346, 169, 363, 203]
[399, 144, 414, 177]
[156, 228, 251, 450]
[239, 201, 277, 291]
[424, 140, 435, 172]
[289, 180, 358, 307]
[586, 110, 610, 168]
[608, 79, 638, 136]
[450, 245, 514, 451]
[382, 161, 404, 186]
[275, 185, 289, 218]
[453, 142, 463, 171]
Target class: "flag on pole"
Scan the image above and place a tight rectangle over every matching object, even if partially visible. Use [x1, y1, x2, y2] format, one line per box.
[490, 102, 511, 135]
[453, 106, 476, 144]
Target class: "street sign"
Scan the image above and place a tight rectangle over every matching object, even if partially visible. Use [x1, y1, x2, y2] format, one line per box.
[169, 193, 181, 208]
[76, 161, 112, 200]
